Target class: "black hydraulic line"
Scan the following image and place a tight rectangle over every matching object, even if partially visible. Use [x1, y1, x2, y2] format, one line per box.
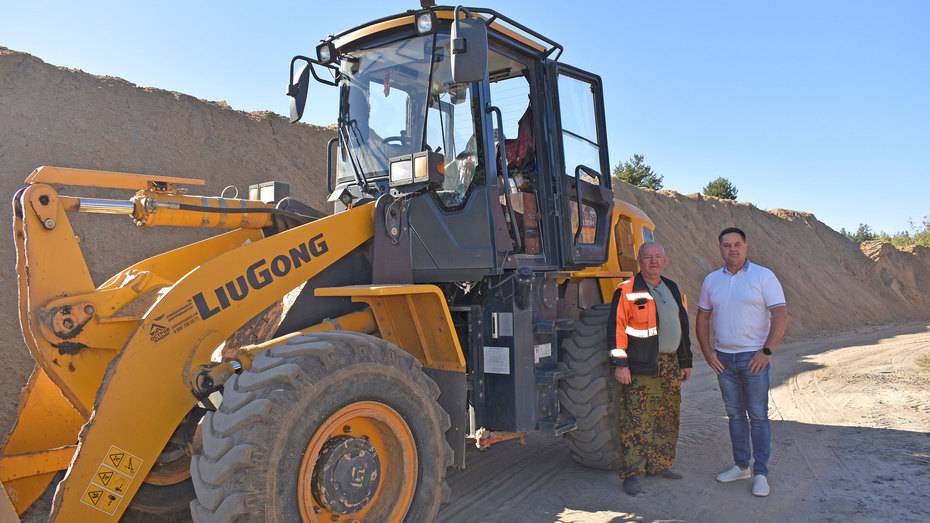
[174, 203, 320, 222]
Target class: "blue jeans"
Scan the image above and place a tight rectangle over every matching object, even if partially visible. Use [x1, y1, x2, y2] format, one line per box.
[716, 350, 771, 476]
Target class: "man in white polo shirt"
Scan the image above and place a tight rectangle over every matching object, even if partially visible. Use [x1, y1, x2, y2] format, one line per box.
[696, 227, 788, 497]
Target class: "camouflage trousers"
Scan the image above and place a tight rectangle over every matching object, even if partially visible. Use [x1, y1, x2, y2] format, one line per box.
[616, 353, 682, 479]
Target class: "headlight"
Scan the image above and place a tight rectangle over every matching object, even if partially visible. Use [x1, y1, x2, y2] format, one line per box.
[390, 158, 414, 186]
[316, 42, 335, 64]
[389, 151, 445, 189]
[415, 11, 435, 34]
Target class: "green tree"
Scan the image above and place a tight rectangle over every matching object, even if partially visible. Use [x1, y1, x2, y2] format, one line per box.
[612, 154, 663, 190]
[702, 177, 738, 200]
[842, 223, 877, 243]
[878, 217, 930, 248]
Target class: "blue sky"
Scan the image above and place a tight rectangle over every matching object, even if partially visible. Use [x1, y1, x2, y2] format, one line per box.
[3, 0, 927, 234]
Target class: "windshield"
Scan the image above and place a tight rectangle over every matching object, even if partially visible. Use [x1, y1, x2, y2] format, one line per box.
[336, 33, 481, 205]
[337, 35, 432, 180]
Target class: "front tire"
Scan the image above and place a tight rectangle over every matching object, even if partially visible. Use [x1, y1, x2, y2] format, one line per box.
[189, 331, 451, 522]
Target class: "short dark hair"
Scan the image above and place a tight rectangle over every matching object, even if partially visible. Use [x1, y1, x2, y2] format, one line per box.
[718, 227, 746, 243]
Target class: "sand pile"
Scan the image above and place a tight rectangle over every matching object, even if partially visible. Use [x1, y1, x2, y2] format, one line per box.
[0, 47, 334, 432]
[612, 184, 930, 338]
[1, 47, 928, 435]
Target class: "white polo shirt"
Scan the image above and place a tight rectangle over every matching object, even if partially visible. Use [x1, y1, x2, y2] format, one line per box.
[698, 260, 786, 354]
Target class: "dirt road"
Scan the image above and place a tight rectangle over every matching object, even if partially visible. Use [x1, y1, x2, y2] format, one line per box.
[440, 322, 930, 523]
[18, 323, 929, 522]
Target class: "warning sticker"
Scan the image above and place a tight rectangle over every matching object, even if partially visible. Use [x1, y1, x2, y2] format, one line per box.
[105, 445, 142, 478]
[92, 464, 131, 495]
[80, 485, 121, 516]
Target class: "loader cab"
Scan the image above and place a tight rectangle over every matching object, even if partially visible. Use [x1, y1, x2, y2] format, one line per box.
[289, 6, 614, 279]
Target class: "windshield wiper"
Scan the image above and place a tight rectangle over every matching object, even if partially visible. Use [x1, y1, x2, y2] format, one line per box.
[337, 86, 367, 188]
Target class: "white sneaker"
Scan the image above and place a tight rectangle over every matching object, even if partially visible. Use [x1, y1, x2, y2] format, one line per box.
[716, 465, 752, 482]
[752, 474, 770, 496]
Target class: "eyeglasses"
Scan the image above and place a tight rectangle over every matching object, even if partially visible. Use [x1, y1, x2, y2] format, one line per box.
[640, 255, 665, 261]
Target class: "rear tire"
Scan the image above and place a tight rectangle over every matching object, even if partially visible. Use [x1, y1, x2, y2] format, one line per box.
[189, 331, 452, 522]
[559, 304, 623, 470]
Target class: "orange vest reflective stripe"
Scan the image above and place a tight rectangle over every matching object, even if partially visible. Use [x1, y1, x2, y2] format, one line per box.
[614, 278, 659, 354]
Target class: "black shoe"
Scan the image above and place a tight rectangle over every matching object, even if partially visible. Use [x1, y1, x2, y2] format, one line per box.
[658, 469, 683, 480]
[622, 476, 643, 496]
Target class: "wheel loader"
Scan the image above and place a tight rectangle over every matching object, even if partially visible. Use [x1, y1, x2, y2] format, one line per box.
[0, 3, 656, 522]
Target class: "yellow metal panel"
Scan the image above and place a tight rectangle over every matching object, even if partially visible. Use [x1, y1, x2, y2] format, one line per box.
[0, 368, 84, 515]
[0, 447, 75, 483]
[16, 184, 101, 416]
[49, 203, 374, 521]
[25, 166, 205, 189]
[333, 15, 415, 49]
[316, 284, 465, 372]
[98, 228, 261, 289]
[333, 10, 548, 54]
[435, 10, 547, 52]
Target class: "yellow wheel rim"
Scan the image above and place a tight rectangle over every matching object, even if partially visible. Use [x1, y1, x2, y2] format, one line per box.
[298, 401, 418, 522]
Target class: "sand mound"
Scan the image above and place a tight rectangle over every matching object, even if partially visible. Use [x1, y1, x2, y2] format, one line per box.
[0, 47, 334, 432]
[1, 47, 928, 435]
[612, 184, 930, 338]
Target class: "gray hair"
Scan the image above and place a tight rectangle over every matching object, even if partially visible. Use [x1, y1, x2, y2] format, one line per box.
[638, 242, 666, 258]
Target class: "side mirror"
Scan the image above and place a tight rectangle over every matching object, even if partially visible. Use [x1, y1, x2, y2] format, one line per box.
[287, 57, 312, 123]
[451, 6, 488, 83]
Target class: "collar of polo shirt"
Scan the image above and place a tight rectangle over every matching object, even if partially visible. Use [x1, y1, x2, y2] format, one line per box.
[722, 259, 752, 275]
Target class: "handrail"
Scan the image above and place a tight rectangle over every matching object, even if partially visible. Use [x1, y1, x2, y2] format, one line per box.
[488, 104, 523, 252]
[572, 164, 602, 244]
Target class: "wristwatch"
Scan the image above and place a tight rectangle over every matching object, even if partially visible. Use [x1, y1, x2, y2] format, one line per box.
[761, 347, 773, 356]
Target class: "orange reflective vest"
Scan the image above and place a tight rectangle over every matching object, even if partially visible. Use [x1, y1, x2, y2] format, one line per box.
[608, 273, 692, 376]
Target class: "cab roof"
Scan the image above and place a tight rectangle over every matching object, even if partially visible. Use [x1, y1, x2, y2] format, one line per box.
[328, 5, 562, 59]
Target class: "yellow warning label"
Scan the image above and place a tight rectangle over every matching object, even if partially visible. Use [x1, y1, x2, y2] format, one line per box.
[105, 445, 143, 478]
[92, 464, 131, 496]
[80, 485, 121, 516]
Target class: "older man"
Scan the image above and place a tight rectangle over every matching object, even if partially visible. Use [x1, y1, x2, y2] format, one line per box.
[609, 242, 692, 496]
[696, 227, 788, 497]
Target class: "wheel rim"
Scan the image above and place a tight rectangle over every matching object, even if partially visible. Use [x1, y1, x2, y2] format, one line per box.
[298, 401, 418, 522]
[144, 414, 202, 486]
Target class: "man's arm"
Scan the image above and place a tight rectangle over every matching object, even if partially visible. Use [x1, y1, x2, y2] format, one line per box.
[610, 288, 632, 384]
[696, 309, 724, 374]
[748, 305, 789, 374]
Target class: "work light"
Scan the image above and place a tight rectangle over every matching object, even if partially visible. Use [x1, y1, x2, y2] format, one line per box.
[316, 42, 336, 64]
[389, 151, 445, 189]
[415, 11, 436, 34]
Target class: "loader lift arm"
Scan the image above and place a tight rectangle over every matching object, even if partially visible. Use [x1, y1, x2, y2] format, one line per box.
[1, 167, 376, 520]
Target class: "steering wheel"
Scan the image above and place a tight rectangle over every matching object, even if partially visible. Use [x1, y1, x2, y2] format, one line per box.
[381, 135, 409, 146]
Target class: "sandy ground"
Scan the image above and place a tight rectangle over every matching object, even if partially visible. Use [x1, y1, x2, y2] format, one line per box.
[16, 326, 929, 523]
[439, 322, 930, 523]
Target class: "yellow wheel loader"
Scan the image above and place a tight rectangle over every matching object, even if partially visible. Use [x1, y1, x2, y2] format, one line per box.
[0, 3, 656, 522]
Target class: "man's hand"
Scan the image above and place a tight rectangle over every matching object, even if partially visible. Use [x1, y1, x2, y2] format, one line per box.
[680, 368, 692, 381]
[704, 351, 725, 375]
[748, 351, 770, 374]
[614, 366, 632, 385]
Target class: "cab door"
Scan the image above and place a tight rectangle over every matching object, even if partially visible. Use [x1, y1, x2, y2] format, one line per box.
[551, 64, 614, 268]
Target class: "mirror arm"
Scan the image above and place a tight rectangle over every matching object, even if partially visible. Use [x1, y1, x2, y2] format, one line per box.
[290, 54, 339, 88]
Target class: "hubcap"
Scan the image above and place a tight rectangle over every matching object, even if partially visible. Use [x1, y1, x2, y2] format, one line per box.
[311, 436, 381, 514]
[298, 401, 417, 523]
